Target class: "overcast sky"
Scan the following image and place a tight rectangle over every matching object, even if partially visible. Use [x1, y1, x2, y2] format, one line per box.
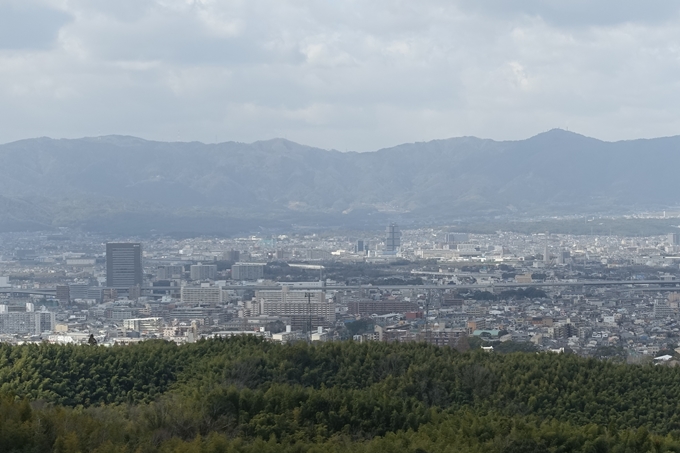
[2, 0, 680, 151]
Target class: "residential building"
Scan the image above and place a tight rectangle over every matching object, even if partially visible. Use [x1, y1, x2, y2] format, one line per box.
[123, 317, 163, 332]
[231, 263, 265, 280]
[157, 265, 184, 279]
[0, 308, 55, 335]
[255, 288, 335, 326]
[190, 264, 217, 280]
[181, 286, 223, 304]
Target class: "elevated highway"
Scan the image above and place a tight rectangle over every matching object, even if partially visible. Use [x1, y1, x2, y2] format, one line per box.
[2, 279, 678, 297]
[145, 279, 680, 291]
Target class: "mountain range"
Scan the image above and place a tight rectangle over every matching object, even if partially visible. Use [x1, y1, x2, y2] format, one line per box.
[0, 129, 678, 235]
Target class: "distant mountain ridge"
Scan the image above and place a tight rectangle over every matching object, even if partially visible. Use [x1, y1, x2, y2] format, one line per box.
[1, 129, 678, 234]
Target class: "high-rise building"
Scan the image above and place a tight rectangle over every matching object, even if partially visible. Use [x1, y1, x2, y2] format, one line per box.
[129, 285, 142, 301]
[385, 223, 401, 252]
[305, 250, 332, 260]
[87, 287, 103, 303]
[0, 307, 55, 335]
[654, 300, 674, 319]
[157, 265, 184, 279]
[56, 285, 70, 304]
[669, 233, 680, 246]
[180, 286, 223, 304]
[69, 284, 88, 300]
[354, 240, 369, 254]
[190, 264, 217, 281]
[444, 232, 468, 244]
[223, 250, 240, 262]
[556, 250, 571, 265]
[231, 263, 265, 280]
[255, 288, 335, 328]
[106, 243, 143, 289]
[123, 317, 163, 332]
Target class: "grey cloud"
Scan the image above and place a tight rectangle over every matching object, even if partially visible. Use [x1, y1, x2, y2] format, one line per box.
[62, 2, 306, 66]
[0, 3, 71, 50]
[455, 0, 680, 27]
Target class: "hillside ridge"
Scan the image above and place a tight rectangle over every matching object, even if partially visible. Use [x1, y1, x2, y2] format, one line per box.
[1, 129, 679, 234]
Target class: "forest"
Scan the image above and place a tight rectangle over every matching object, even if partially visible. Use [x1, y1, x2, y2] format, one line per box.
[1, 337, 680, 452]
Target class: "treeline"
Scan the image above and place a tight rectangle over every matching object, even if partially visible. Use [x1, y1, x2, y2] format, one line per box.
[0, 340, 186, 406]
[1, 397, 678, 453]
[2, 338, 680, 451]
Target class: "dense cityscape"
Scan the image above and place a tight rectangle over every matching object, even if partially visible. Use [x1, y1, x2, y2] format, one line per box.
[1, 224, 679, 363]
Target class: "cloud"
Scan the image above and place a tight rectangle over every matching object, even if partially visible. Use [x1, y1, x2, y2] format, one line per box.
[0, 2, 72, 50]
[455, 0, 680, 27]
[0, 1, 680, 150]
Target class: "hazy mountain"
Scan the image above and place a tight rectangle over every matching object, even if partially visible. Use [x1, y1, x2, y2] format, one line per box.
[0, 129, 678, 234]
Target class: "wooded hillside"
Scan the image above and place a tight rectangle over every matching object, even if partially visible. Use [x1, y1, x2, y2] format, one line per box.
[1, 337, 679, 452]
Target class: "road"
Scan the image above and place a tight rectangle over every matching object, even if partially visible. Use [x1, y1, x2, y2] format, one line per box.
[1, 279, 678, 296]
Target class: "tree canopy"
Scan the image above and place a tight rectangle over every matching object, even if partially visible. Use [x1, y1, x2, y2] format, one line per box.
[0, 337, 679, 452]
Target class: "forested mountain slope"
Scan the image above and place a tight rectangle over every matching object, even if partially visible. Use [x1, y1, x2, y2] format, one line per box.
[2, 130, 680, 233]
[0, 338, 680, 451]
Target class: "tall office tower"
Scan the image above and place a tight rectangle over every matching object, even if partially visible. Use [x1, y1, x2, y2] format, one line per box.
[355, 240, 364, 253]
[106, 243, 143, 288]
[669, 233, 680, 246]
[385, 223, 401, 252]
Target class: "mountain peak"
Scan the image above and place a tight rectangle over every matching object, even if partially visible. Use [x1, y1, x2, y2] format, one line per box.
[530, 128, 592, 140]
[523, 129, 603, 148]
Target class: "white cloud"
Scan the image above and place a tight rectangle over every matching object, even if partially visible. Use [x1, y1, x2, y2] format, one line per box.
[1, 0, 680, 150]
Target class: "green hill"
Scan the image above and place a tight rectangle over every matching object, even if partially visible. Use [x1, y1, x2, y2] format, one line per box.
[1, 338, 680, 451]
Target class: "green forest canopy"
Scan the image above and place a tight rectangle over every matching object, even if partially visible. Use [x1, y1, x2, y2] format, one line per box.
[1, 337, 680, 452]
